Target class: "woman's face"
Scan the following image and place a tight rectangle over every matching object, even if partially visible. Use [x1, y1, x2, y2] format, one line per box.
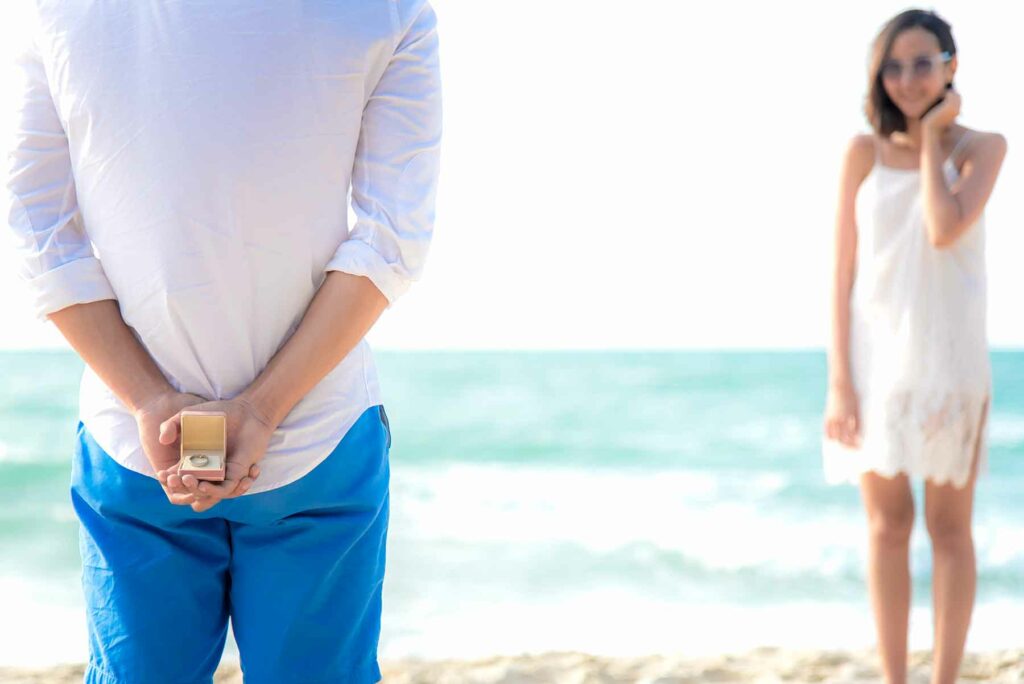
[880, 27, 956, 121]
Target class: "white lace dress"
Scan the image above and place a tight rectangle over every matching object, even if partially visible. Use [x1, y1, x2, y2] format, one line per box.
[822, 132, 991, 489]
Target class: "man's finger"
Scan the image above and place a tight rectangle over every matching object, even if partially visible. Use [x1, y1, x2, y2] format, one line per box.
[230, 476, 255, 497]
[198, 478, 240, 501]
[167, 472, 187, 492]
[157, 466, 182, 486]
[162, 486, 196, 506]
[189, 465, 260, 509]
[198, 478, 238, 497]
[190, 496, 221, 513]
[228, 465, 260, 496]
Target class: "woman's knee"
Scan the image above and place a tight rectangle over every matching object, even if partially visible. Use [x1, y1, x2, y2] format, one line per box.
[867, 505, 915, 546]
[925, 508, 973, 552]
[861, 473, 915, 546]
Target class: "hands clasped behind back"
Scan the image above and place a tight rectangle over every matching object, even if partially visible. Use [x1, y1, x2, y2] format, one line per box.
[140, 393, 277, 512]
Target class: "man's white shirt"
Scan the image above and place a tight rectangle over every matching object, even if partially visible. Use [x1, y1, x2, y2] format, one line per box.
[3, 0, 442, 492]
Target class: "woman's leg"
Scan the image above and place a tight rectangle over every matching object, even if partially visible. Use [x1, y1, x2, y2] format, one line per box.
[924, 397, 988, 684]
[860, 469, 916, 684]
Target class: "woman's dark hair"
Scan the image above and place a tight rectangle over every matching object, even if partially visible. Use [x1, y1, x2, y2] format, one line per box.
[865, 9, 956, 137]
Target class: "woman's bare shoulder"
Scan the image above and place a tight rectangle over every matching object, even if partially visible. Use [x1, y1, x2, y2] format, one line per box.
[959, 126, 1007, 159]
[841, 133, 877, 183]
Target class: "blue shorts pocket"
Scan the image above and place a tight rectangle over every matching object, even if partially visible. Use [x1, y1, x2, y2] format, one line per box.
[378, 405, 392, 451]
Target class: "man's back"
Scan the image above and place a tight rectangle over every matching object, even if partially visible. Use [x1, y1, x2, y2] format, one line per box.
[7, 0, 442, 491]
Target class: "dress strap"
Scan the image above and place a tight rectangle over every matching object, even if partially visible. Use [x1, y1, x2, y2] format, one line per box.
[949, 130, 974, 164]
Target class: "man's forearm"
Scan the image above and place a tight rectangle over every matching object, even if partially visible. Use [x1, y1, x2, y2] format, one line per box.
[48, 299, 175, 413]
[238, 271, 389, 427]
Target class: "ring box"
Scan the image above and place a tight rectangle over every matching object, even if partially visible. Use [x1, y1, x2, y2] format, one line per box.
[178, 410, 227, 481]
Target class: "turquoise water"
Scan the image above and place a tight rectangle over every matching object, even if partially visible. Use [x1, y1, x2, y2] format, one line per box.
[1, 350, 1022, 664]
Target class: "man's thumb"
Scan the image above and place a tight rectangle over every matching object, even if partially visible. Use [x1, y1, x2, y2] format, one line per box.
[159, 416, 179, 445]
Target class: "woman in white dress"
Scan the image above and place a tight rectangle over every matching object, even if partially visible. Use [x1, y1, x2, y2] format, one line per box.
[822, 9, 1007, 684]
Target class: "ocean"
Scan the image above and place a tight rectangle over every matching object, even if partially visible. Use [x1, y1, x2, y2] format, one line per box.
[1, 349, 1022, 667]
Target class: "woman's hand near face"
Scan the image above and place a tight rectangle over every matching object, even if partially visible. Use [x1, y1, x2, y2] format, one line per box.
[921, 86, 961, 133]
[824, 382, 862, 448]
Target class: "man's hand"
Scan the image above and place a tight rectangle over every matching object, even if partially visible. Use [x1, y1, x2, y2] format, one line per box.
[156, 396, 276, 513]
[133, 390, 212, 505]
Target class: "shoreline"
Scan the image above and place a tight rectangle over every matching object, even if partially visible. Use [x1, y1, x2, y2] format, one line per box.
[2, 648, 1022, 683]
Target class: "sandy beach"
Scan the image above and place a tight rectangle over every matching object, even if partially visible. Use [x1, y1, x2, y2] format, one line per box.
[2, 648, 1022, 683]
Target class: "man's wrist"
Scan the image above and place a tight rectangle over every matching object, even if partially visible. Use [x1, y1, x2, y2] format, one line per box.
[128, 383, 178, 416]
[235, 390, 279, 430]
[122, 338, 179, 413]
[236, 381, 287, 429]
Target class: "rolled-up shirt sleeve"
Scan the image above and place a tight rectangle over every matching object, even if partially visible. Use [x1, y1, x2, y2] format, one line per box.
[324, 0, 443, 306]
[2, 14, 117, 323]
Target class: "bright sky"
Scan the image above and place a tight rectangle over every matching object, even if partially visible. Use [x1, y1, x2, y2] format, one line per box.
[1, 1, 1021, 350]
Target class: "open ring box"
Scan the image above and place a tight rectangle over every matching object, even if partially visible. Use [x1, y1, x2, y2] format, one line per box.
[178, 410, 227, 482]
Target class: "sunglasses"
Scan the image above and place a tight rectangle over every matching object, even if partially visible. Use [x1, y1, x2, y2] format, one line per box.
[880, 51, 952, 82]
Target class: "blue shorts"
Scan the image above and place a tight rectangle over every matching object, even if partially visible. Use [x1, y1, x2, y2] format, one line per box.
[70, 404, 392, 684]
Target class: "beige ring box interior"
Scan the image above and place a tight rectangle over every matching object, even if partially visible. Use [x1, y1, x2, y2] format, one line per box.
[178, 410, 227, 481]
